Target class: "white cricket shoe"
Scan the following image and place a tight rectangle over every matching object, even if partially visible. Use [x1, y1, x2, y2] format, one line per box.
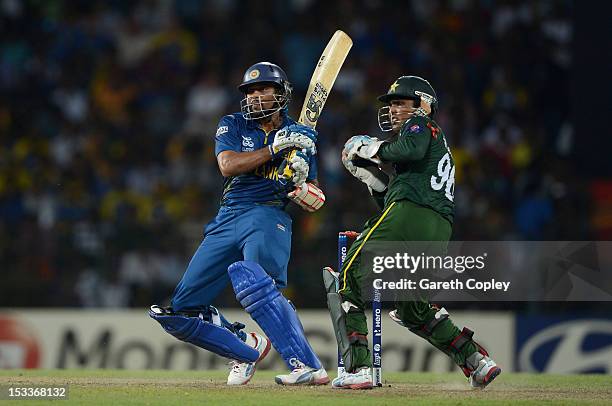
[274, 364, 330, 386]
[466, 351, 501, 389]
[332, 367, 373, 390]
[226, 332, 271, 385]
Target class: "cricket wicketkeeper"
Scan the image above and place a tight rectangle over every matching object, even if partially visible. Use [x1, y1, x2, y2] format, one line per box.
[325, 76, 501, 389]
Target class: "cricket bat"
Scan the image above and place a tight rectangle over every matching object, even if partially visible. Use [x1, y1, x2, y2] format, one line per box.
[298, 30, 353, 129]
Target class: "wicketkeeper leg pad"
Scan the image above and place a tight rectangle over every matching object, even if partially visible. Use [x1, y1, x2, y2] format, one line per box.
[228, 260, 322, 370]
[149, 305, 259, 362]
[390, 306, 483, 375]
[323, 266, 354, 371]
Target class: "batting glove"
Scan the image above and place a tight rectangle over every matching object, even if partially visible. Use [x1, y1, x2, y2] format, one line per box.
[288, 182, 325, 212]
[271, 124, 317, 157]
[279, 150, 310, 186]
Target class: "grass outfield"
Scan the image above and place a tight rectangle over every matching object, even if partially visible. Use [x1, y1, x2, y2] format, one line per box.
[1, 369, 611, 405]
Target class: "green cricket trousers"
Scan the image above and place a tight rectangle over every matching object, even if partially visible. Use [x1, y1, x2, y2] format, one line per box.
[338, 199, 478, 371]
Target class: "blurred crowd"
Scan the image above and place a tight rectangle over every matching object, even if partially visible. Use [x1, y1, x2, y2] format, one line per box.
[0, 0, 581, 308]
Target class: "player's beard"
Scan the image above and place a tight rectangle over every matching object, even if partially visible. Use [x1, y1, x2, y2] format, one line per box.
[251, 102, 276, 123]
[248, 97, 271, 119]
[243, 94, 285, 121]
[259, 110, 283, 128]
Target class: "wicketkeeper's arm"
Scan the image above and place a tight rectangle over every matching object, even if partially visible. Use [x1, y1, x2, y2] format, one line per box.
[370, 188, 387, 211]
[378, 124, 432, 163]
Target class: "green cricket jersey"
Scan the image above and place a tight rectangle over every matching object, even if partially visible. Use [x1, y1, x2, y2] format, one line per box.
[377, 115, 455, 224]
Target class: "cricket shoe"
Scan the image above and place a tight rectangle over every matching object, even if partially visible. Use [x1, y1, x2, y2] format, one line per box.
[332, 367, 373, 390]
[274, 363, 330, 386]
[227, 332, 271, 385]
[464, 351, 501, 389]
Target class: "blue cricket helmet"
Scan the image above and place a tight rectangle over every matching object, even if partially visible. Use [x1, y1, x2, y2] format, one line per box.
[238, 62, 292, 95]
[238, 62, 293, 120]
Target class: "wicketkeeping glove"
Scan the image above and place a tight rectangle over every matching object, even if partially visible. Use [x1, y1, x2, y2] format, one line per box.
[343, 135, 385, 164]
[271, 124, 317, 158]
[342, 156, 389, 193]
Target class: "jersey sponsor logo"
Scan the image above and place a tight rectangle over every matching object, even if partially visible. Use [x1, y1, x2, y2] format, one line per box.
[276, 223, 286, 232]
[242, 136, 255, 151]
[216, 126, 228, 136]
[409, 124, 421, 133]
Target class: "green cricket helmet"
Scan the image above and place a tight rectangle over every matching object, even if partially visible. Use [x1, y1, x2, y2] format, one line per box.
[377, 76, 438, 131]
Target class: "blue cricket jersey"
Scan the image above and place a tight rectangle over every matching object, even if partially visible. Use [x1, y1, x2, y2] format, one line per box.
[214, 112, 318, 208]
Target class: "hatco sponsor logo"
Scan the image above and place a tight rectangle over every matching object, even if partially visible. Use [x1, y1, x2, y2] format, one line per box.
[519, 320, 612, 373]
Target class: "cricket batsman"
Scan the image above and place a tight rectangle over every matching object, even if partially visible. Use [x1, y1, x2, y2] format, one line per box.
[150, 62, 329, 386]
[324, 76, 501, 389]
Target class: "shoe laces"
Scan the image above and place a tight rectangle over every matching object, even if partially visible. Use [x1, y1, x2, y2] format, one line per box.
[471, 358, 492, 382]
[229, 360, 246, 374]
[357, 368, 371, 377]
[289, 366, 306, 374]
